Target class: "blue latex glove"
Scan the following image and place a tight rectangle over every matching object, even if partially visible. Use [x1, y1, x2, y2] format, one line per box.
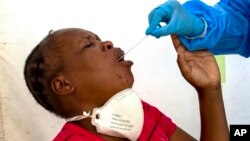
[146, 0, 205, 38]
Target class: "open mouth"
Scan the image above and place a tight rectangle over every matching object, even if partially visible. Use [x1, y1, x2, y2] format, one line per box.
[117, 51, 125, 62]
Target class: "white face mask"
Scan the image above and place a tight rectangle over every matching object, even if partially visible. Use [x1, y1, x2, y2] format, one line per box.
[66, 88, 144, 141]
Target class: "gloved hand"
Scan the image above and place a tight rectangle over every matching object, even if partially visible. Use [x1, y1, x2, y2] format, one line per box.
[146, 0, 205, 38]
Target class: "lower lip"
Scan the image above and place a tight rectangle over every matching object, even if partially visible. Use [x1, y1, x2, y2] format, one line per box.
[119, 60, 133, 66]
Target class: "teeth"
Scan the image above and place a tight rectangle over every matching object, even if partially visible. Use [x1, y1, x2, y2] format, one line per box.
[118, 55, 123, 62]
[117, 52, 124, 62]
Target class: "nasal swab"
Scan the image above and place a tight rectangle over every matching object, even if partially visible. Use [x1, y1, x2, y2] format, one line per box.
[118, 35, 148, 61]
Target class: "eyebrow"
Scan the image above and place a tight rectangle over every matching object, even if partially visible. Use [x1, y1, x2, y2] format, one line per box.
[95, 34, 101, 41]
[82, 33, 101, 41]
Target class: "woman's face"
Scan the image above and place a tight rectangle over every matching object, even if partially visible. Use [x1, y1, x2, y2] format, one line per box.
[54, 28, 134, 106]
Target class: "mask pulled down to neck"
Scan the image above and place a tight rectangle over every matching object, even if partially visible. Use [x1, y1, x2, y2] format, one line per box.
[66, 88, 144, 141]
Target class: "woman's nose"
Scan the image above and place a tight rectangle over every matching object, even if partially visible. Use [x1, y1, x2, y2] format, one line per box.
[102, 41, 113, 51]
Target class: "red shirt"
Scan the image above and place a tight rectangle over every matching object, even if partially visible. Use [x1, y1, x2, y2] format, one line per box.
[53, 101, 176, 141]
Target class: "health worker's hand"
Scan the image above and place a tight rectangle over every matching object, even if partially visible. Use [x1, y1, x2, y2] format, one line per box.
[146, 0, 204, 38]
[171, 35, 220, 91]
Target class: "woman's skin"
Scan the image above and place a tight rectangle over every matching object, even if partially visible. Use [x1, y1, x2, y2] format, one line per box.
[47, 28, 229, 141]
[170, 35, 229, 141]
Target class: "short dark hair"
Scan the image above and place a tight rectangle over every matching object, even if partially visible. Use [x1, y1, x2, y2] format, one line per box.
[24, 30, 65, 117]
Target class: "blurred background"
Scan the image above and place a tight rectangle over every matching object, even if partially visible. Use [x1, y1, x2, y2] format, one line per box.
[1, 0, 250, 140]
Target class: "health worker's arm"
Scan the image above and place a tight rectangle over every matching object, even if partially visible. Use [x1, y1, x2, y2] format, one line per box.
[180, 0, 250, 57]
[169, 35, 229, 141]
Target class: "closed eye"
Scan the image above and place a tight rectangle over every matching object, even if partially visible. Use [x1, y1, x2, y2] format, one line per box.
[85, 43, 93, 48]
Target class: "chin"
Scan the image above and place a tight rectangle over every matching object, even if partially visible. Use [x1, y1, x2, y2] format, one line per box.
[128, 76, 134, 88]
[123, 75, 134, 89]
[114, 70, 134, 91]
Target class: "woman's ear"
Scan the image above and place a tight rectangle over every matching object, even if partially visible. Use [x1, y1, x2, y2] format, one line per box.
[51, 75, 75, 95]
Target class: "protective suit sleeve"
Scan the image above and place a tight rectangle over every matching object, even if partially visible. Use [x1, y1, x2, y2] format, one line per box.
[179, 0, 250, 57]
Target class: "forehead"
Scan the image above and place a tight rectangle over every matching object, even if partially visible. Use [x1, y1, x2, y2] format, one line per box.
[55, 28, 98, 40]
[49, 28, 99, 52]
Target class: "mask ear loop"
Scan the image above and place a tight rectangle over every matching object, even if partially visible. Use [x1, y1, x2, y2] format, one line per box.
[66, 111, 95, 122]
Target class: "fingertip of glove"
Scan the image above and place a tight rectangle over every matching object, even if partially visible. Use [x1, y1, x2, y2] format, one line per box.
[146, 28, 152, 35]
[151, 33, 161, 38]
[151, 30, 162, 38]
